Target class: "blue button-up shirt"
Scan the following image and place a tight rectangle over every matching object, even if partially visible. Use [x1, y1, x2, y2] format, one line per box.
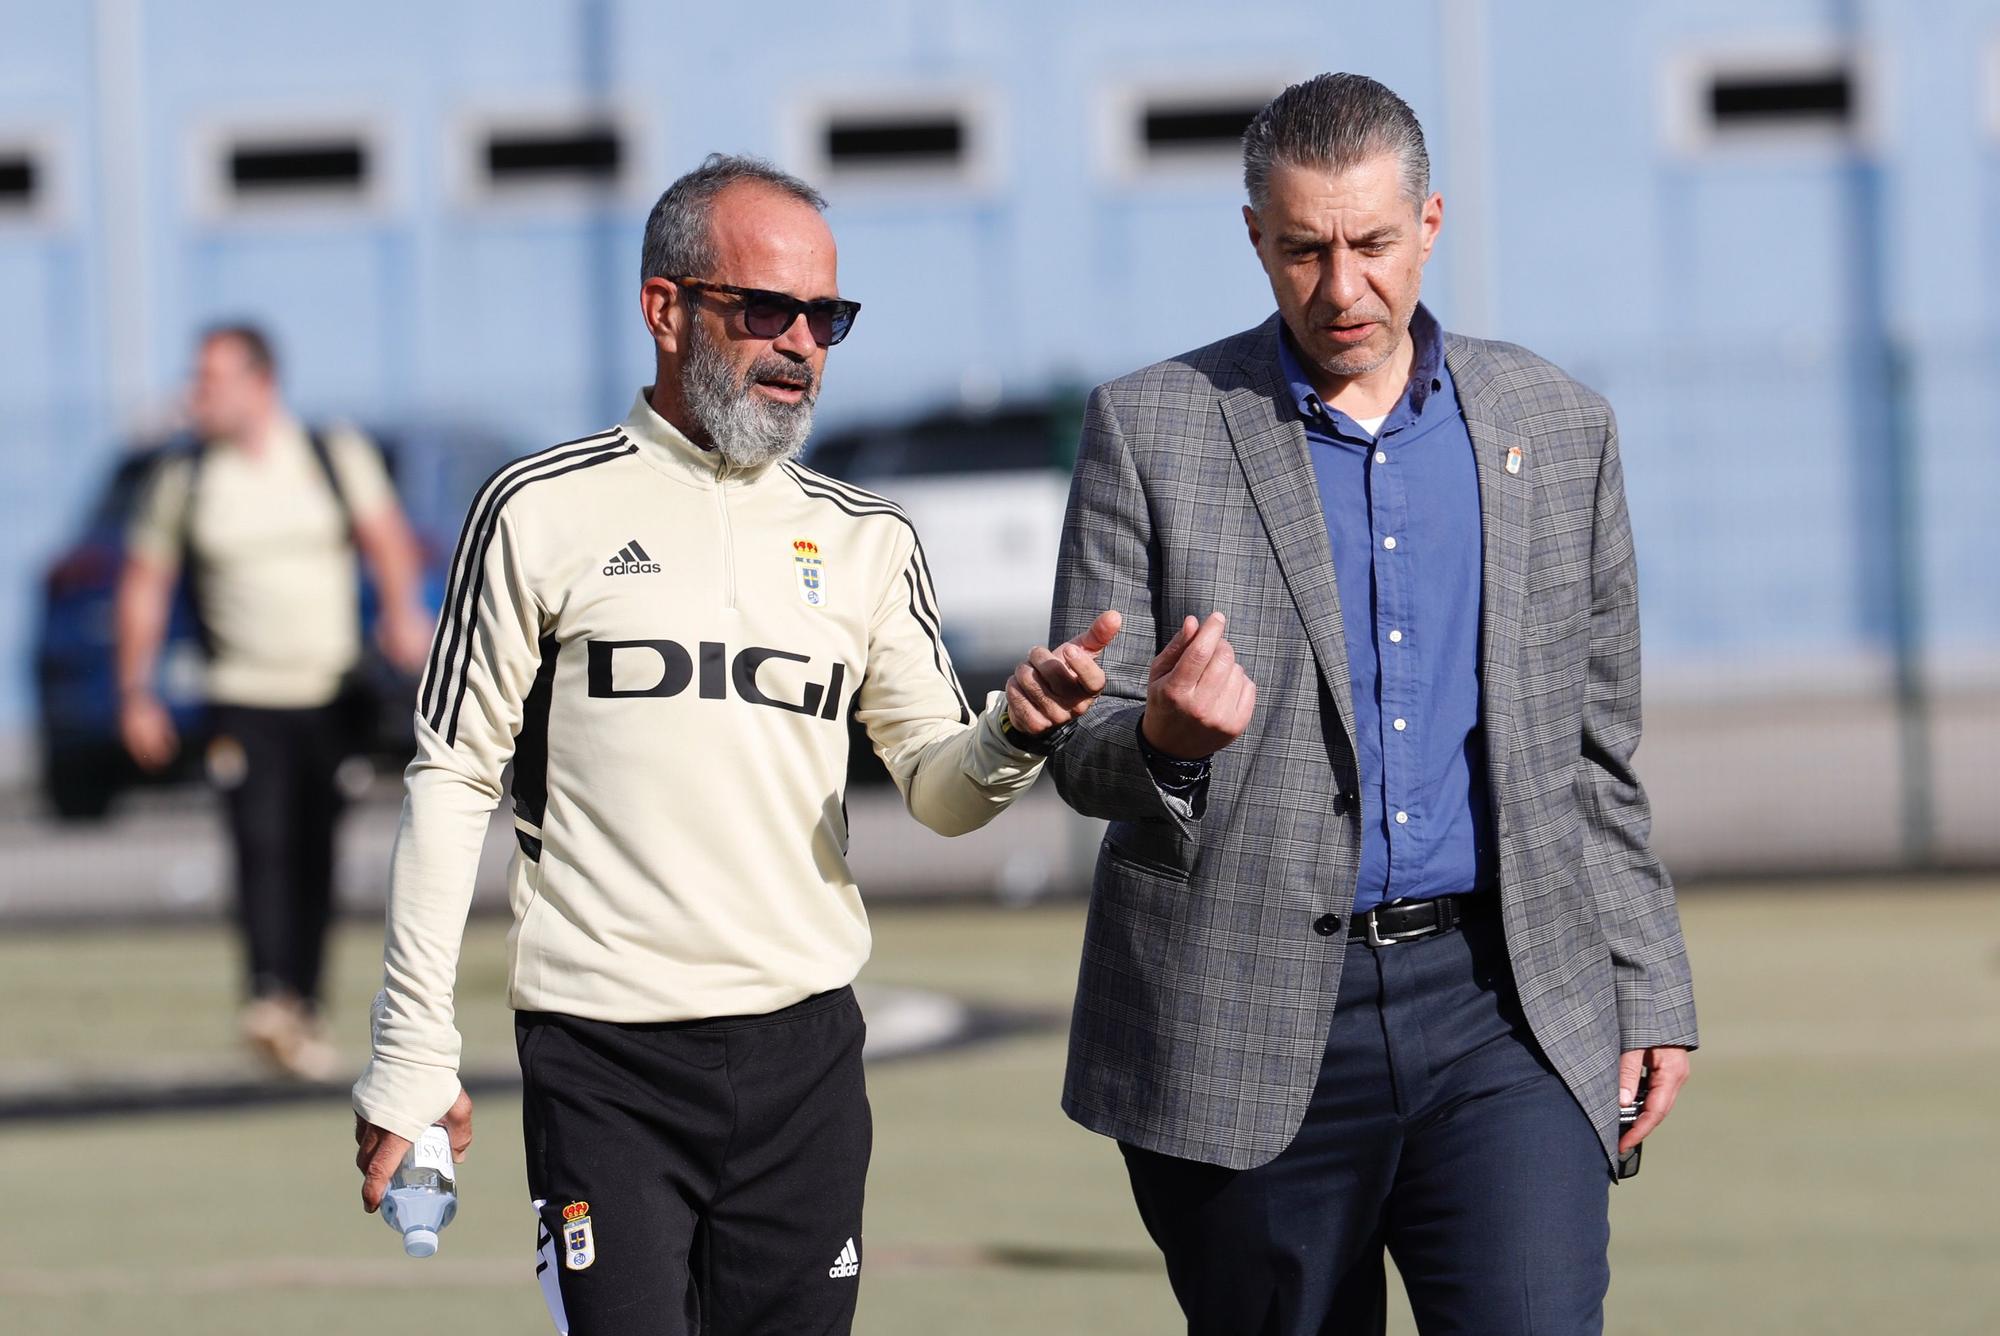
[1278, 304, 1494, 914]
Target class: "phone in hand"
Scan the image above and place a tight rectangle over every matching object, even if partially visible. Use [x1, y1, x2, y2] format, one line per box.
[1616, 1067, 1650, 1180]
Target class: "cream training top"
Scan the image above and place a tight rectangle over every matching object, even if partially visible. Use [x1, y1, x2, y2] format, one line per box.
[127, 419, 394, 709]
[352, 392, 1044, 1141]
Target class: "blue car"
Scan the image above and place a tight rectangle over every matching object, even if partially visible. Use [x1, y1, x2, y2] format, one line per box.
[33, 425, 516, 819]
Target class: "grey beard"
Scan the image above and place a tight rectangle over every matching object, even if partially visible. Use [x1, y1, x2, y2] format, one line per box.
[680, 324, 816, 470]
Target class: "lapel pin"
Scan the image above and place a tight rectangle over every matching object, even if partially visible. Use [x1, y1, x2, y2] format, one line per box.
[1505, 446, 1523, 476]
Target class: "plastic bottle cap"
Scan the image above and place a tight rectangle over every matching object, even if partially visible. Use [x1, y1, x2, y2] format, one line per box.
[402, 1228, 440, 1259]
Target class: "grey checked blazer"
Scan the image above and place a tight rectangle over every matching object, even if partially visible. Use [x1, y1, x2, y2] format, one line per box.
[1047, 315, 1698, 1171]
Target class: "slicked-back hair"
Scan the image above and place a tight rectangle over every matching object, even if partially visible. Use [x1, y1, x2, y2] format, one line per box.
[200, 322, 278, 379]
[1242, 73, 1431, 213]
[640, 153, 828, 284]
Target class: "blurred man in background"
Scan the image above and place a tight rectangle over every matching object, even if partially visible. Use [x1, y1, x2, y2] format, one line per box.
[351, 154, 1116, 1335]
[116, 324, 432, 1079]
[1047, 74, 1698, 1334]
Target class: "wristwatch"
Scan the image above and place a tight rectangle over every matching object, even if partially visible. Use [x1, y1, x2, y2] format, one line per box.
[998, 704, 1077, 757]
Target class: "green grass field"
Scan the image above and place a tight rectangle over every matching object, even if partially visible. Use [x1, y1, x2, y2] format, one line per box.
[2, 878, 1997, 1333]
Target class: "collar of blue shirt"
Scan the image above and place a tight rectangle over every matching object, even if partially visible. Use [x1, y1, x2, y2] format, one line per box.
[1276, 302, 1448, 430]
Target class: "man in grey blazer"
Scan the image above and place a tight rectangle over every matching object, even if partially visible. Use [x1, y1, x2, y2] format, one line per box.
[1043, 73, 1697, 1334]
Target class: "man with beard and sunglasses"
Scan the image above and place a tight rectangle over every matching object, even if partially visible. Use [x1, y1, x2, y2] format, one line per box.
[350, 154, 1124, 1335]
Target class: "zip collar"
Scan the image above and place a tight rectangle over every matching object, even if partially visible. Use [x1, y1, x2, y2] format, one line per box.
[620, 388, 787, 488]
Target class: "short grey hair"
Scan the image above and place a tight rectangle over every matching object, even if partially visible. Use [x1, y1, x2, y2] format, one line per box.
[1242, 73, 1431, 213]
[640, 152, 827, 283]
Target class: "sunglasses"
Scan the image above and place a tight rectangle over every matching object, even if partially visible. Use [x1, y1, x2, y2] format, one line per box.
[665, 276, 862, 348]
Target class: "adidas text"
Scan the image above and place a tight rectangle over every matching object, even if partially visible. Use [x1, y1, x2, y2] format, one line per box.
[603, 539, 659, 576]
[828, 1238, 860, 1279]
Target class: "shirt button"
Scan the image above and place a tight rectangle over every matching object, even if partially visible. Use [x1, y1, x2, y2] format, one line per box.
[1374, 451, 1387, 464]
[1313, 913, 1342, 937]
[1389, 630, 1403, 643]
[1383, 536, 1397, 550]
[1393, 718, 1407, 731]
[1395, 810, 1410, 824]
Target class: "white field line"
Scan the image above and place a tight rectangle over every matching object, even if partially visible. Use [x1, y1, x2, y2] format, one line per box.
[0, 985, 976, 1107]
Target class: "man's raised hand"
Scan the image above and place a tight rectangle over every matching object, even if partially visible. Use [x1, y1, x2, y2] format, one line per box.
[1142, 613, 1256, 760]
[1005, 609, 1123, 737]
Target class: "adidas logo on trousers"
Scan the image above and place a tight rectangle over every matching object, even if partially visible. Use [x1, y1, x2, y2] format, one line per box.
[828, 1237, 860, 1279]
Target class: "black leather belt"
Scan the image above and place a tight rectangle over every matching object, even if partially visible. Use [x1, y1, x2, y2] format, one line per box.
[1349, 893, 1479, 947]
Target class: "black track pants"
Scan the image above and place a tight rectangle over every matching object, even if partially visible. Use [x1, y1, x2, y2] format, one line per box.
[519, 987, 872, 1335]
[207, 702, 345, 1008]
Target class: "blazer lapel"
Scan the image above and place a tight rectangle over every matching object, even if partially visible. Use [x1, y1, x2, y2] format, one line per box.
[1220, 342, 1359, 756]
[1447, 335, 1530, 798]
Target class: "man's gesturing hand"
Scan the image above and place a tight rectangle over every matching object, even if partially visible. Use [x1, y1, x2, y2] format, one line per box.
[355, 1088, 474, 1213]
[1142, 613, 1256, 760]
[1005, 609, 1123, 736]
[1618, 1047, 1690, 1153]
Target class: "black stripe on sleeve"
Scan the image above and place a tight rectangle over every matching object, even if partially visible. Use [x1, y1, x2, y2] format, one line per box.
[903, 539, 952, 656]
[891, 537, 970, 720]
[420, 428, 621, 719]
[780, 461, 910, 519]
[778, 464, 909, 528]
[903, 559, 972, 724]
[421, 429, 619, 718]
[430, 441, 636, 742]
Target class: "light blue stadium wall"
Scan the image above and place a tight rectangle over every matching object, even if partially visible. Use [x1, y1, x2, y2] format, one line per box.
[0, 0, 1995, 739]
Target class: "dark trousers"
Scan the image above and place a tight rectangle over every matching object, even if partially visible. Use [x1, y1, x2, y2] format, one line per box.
[518, 987, 872, 1336]
[207, 703, 346, 1009]
[1121, 904, 1611, 1336]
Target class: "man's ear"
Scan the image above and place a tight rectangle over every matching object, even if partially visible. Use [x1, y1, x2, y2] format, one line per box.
[641, 277, 680, 354]
[1417, 191, 1444, 265]
[1242, 204, 1264, 253]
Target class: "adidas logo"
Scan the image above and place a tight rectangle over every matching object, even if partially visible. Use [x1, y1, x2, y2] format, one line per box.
[827, 1237, 860, 1279]
[602, 539, 660, 576]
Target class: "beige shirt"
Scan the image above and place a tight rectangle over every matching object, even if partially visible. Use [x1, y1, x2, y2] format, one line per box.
[351, 393, 1044, 1142]
[128, 419, 393, 708]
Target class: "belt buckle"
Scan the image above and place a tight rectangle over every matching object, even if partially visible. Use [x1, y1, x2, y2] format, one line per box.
[1363, 911, 1435, 948]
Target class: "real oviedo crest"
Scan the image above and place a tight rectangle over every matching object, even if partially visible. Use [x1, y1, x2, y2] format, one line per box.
[561, 1200, 596, 1271]
[793, 539, 827, 608]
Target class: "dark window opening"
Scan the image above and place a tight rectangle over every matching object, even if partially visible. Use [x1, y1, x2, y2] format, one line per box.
[1709, 70, 1853, 127]
[228, 141, 368, 194]
[485, 126, 622, 183]
[825, 117, 964, 167]
[0, 154, 34, 206]
[1143, 103, 1262, 151]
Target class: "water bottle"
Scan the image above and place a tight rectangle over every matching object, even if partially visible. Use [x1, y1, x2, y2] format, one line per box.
[381, 1124, 458, 1258]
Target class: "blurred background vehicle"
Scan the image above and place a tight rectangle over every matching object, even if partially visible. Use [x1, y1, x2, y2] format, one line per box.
[31, 424, 513, 818]
[33, 441, 207, 816]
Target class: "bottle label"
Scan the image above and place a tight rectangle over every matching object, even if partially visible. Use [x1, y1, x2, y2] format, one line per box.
[414, 1125, 454, 1178]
